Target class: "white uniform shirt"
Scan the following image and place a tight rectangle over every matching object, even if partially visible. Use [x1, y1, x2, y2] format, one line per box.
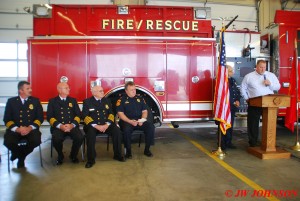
[240, 71, 281, 100]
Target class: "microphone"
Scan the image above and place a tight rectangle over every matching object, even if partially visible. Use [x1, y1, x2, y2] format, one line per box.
[263, 74, 267, 86]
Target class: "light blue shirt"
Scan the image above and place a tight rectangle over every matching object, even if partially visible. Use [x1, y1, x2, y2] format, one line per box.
[240, 70, 281, 100]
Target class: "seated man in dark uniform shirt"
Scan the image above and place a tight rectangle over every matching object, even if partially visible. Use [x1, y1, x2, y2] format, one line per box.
[82, 85, 125, 168]
[47, 82, 84, 165]
[116, 81, 155, 158]
[3, 81, 44, 168]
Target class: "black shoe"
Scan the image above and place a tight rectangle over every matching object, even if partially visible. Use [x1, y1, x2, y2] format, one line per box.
[113, 156, 126, 162]
[56, 155, 64, 165]
[69, 156, 79, 164]
[17, 159, 25, 168]
[220, 144, 226, 151]
[125, 153, 132, 159]
[144, 150, 153, 157]
[56, 158, 63, 165]
[85, 161, 95, 168]
[10, 153, 17, 161]
[227, 144, 237, 149]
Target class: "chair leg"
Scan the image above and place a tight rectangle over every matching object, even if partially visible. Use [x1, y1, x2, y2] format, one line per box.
[7, 149, 10, 172]
[39, 144, 43, 167]
[139, 134, 142, 147]
[83, 137, 86, 155]
[50, 137, 53, 158]
[80, 139, 85, 161]
[107, 135, 109, 151]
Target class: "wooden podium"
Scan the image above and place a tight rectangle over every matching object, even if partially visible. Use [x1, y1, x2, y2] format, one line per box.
[247, 95, 291, 159]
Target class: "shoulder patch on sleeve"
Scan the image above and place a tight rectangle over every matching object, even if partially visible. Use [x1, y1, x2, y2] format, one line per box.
[116, 99, 121, 106]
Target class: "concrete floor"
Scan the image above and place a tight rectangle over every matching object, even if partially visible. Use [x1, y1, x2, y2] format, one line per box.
[1, 122, 300, 201]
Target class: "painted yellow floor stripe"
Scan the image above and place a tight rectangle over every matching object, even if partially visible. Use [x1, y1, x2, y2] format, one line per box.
[168, 124, 280, 201]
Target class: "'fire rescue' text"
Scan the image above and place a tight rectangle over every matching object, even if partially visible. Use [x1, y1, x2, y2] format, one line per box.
[101, 19, 199, 31]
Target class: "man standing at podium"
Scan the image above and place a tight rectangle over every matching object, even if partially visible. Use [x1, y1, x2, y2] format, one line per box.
[240, 60, 281, 147]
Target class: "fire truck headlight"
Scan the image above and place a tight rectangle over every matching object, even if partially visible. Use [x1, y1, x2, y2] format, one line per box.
[194, 8, 211, 20]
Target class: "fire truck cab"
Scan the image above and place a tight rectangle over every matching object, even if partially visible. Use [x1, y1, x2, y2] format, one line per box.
[260, 10, 300, 118]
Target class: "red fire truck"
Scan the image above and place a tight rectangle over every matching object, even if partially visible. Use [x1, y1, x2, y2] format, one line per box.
[28, 4, 216, 127]
[261, 10, 300, 118]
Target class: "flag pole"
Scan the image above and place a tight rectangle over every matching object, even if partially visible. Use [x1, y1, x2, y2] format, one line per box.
[212, 25, 226, 158]
[212, 124, 226, 158]
[212, 16, 238, 158]
[291, 39, 300, 151]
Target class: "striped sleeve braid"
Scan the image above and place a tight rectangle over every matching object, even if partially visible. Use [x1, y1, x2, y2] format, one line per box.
[6, 121, 15, 129]
[74, 116, 81, 124]
[33, 119, 42, 127]
[49, 118, 57, 127]
[108, 114, 115, 122]
[84, 116, 94, 125]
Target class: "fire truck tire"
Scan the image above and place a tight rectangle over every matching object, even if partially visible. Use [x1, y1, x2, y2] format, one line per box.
[171, 121, 179, 128]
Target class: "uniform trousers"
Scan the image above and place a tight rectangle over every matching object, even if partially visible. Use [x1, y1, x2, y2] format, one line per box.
[221, 109, 236, 148]
[119, 121, 155, 153]
[4, 129, 41, 160]
[52, 127, 84, 159]
[84, 124, 123, 163]
[247, 105, 262, 146]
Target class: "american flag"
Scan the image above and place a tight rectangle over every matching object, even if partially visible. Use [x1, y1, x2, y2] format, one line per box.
[214, 30, 231, 134]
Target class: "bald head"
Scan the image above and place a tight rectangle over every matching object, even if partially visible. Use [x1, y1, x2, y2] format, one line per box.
[91, 85, 104, 99]
[57, 82, 70, 98]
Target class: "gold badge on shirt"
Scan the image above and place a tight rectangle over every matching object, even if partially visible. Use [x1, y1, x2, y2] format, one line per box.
[105, 104, 109, 109]
[125, 101, 129, 104]
[29, 104, 34, 110]
[69, 103, 73, 107]
[116, 99, 121, 106]
[137, 99, 140, 102]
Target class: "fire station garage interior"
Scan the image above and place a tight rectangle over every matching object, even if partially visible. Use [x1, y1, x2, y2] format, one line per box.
[1, 0, 300, 201]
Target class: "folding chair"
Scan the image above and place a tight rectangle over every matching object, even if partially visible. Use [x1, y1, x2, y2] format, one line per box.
[50, 136, 85, 161]
[96, 133, 110, 151]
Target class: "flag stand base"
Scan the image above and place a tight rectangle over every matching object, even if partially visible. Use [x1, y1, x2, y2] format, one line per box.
[291, 141, 300, 151]
[212, 147, 226, 159]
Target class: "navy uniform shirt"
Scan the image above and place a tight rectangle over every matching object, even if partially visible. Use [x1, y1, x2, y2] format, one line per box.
[46, 96, 81, 131]
[229, 77, 241, 111]
[116, 94, 147, 120]
[82, 96, 114, 126]
[3, 96, 44, 130]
